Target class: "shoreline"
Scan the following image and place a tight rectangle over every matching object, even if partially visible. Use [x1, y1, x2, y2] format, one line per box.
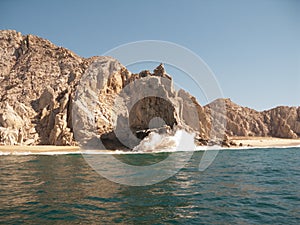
[0, 137, 300, 155]
[0, 145, 81, 155]
[229, 136, 300, 148]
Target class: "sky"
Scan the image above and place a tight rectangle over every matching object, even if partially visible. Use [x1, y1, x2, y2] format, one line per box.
[1, 0, 299, 110]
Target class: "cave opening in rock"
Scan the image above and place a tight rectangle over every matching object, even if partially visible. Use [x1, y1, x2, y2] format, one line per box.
[129, 97, 177, 139]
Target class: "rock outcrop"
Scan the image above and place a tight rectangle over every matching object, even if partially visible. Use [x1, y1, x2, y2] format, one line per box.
[0, 30, 89, 145]
[0, 30, 299, 148]
[0, 30, 205, 148]
[205, 98, 300, 139]
[72, 58, 202, 149]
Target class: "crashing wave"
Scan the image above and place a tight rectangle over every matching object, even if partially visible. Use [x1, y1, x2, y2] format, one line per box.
[133, 129, 196, 152]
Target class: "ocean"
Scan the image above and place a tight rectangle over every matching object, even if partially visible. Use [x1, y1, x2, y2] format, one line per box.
[0, 148, 299, 224]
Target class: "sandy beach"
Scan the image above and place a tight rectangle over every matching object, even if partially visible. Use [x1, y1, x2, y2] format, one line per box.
[0, 137, 300, 155]
[0, 145, 81, 154]
[229, 136, 300, 148]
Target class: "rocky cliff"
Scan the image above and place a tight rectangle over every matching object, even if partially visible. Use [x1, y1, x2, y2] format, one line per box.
[205, 98, 300, 139]
[0, 30, 209, 148]
[0, 30, 90, 146]
[0, 30, 299, 148]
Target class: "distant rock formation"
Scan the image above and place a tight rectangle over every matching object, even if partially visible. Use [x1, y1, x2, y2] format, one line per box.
[205, 98, 300, 139]
[0, 30, 299, 148]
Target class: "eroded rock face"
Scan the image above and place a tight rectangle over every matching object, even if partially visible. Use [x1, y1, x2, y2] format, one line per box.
[72, 57, 202, 149]
[205, 99, 300, 139]
[0, 30, 88, 145]
[264, 106, 299, 138]
[0, 30, 23, 77]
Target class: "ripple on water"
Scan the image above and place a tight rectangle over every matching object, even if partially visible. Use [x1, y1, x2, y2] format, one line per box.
[0, 148, 299, 224]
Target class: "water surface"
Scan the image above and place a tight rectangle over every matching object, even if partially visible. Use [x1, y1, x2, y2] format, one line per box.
[0, 148, 299, 224]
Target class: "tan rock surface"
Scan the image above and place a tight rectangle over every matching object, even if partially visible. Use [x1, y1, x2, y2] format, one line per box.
[0, 30, 88, 145]
[72, 57, 203, 149]
[205, 98, 300, 139]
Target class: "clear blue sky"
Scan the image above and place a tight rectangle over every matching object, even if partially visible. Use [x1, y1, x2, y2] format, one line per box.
[1, 0, 299, 110]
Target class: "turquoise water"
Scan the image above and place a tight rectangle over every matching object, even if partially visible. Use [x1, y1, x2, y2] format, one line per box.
[0, 148, 299, 224]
